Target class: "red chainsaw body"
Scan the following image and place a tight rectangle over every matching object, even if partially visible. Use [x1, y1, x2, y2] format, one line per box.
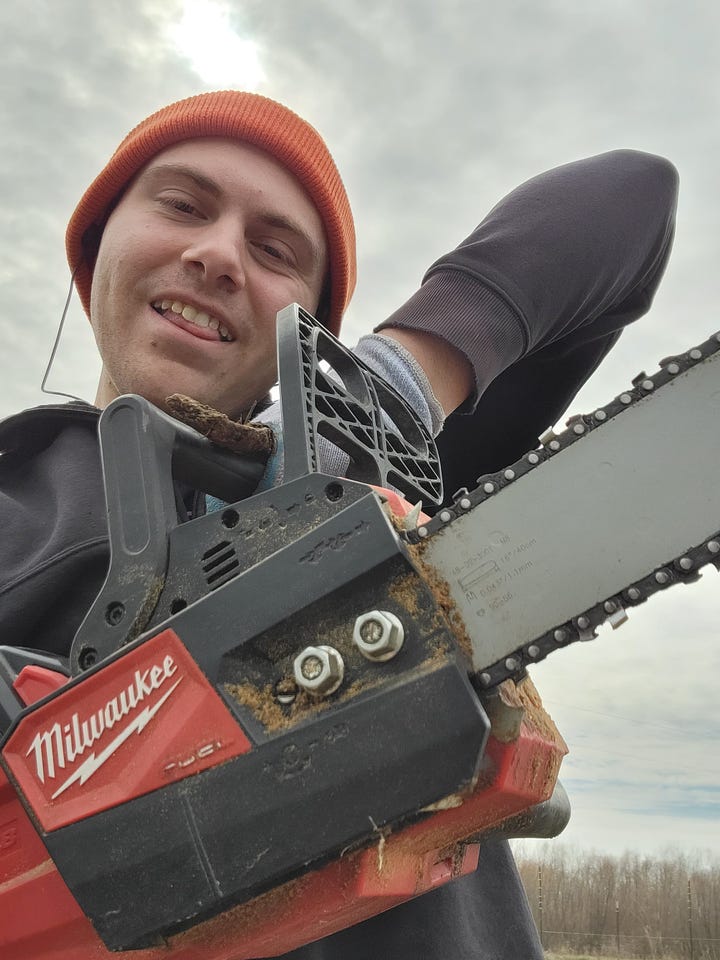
[0, 476, 567, 959]
[1, 654, 565, 960]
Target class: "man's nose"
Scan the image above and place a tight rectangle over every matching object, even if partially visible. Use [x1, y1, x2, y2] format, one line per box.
[181, 220, 246, 289]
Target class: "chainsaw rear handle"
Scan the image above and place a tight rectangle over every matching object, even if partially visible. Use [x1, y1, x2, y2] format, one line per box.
[103, 393, 269, 514]
[69, 395, 268, 676]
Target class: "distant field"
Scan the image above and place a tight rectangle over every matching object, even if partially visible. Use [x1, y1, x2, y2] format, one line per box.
[545, 955, 639, 960]
[515, 847, 718, 960]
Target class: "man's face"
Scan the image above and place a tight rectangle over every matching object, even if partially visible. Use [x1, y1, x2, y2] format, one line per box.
[89, 138, 328, 417]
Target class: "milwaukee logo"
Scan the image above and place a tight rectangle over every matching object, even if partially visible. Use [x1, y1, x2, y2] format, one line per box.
[25, 655, 181, 799]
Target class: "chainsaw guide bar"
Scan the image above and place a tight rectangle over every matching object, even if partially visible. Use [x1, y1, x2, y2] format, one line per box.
[413, 329, 720, 688]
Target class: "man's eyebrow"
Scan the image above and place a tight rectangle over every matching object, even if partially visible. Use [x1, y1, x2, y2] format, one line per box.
[141, 162, 222, 198]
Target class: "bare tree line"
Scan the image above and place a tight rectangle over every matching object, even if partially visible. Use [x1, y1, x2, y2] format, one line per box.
[512, 845, 720, 958]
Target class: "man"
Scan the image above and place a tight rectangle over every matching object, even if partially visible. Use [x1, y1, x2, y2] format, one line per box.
[66, 92, 470, 425]
[0, 90, 678, 958]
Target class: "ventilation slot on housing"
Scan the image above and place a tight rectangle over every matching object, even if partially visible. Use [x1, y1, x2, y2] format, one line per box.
[202, 540, 240, 589]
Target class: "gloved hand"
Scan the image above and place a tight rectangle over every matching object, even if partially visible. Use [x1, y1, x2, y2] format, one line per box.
[206, 333, 443, 511]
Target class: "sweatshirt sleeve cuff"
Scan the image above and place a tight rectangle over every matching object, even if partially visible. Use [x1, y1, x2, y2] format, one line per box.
[354, 334, 445, 437]
[374, 270, 526, 409]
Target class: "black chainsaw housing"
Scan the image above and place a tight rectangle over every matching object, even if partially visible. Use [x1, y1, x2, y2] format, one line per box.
[41, 487, 489, 950]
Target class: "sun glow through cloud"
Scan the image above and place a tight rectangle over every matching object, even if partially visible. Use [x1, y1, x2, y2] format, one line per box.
[169, 0, 265, 88]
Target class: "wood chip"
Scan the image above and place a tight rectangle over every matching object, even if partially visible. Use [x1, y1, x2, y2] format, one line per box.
[166, 394, 276, 459]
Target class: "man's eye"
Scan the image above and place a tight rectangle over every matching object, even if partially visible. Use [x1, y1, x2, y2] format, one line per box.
[159, 197, 198, 215]
[256, 242, 291, 264]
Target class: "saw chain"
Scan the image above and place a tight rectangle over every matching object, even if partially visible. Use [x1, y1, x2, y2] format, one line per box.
[411, 329, 720, 689]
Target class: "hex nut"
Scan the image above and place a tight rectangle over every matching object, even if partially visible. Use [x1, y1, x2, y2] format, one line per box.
[353, 611, 404, 662]
[293, 645, 344, 696]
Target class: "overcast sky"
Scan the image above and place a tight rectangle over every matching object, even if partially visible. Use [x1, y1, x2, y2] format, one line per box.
[2, 0, 718, 860]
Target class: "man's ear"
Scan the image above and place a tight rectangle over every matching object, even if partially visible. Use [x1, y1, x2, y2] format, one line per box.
[314, 272, 332, 328]
[81, 187, 127, 270]
[81, 223, 104, 271]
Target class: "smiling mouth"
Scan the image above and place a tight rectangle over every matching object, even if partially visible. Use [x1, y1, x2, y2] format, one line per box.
[152, 299, 234, 342]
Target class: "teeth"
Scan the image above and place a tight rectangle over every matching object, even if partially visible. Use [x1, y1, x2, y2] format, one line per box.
[152, 299, 232, 340]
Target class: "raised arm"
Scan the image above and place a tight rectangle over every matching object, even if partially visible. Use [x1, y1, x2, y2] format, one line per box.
[375, 150, 678, 415]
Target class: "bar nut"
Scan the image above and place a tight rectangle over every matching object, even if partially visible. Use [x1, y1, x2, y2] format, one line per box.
[353, 611, 405, 662]
[293, 645, 344, 696]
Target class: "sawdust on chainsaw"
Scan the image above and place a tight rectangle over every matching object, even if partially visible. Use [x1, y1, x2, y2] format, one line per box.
[378, 677, 567, 861]
[225, 645, 452, 734]
[419, 794, 465, 812]
[387, 572, 422, 619]
[224, 566, 456, 733]
[406, 530, 565, 802]
[225, 682, 324, 731]
[387, 572, 451, 661]
[224, 681, 274, 725]
[111, 571, 164, 645]
[498, 676, 566, 800]
[226, 664, 396, 732]
[406, 543, 475, 665]
[166, 394, 275, 458]
[501, 675, 565, 747]
[171, 869, 311, 950]
[174, 845, 384, 953]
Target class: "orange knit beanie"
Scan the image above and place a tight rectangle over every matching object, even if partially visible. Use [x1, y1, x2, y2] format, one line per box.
[65, 91, 356, 335]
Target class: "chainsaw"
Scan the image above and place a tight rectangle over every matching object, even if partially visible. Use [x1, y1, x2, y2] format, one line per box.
[1, 305, 718, 959]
